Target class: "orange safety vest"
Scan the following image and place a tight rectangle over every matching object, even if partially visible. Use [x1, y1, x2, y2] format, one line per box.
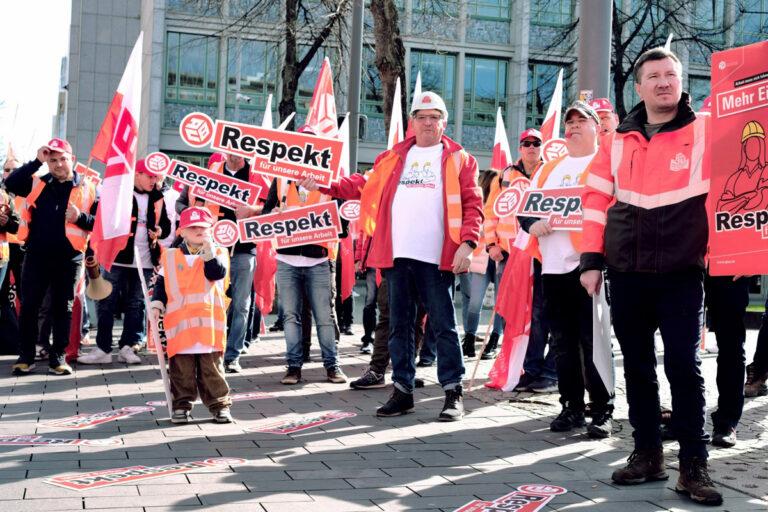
[359, 149, 465, 244]
[525, 155, 588, 262]
[17, 175, 97, 253]
[278, 178, 338, 260]
[161, 246, 230, 358]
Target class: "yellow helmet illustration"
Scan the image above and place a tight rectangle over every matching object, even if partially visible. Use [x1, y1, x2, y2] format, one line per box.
[742, 121, 765, 142]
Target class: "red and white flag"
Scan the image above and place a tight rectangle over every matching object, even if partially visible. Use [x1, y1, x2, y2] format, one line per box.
[337, 114, 355, 301]
[404, 71, 422, 139]
[90, 33, 143, 270]
[387, 77, 404, 149]
[485, 233, 533, 391]
[539, 69, 563, 142]
[303, 57, 338, 138]
[490, 107, 512, 172]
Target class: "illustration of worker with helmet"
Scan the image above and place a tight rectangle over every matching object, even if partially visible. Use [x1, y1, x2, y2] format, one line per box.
[717, 120, 768, 214]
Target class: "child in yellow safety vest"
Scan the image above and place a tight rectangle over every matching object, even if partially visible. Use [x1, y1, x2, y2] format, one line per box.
[150, 206, 232, 424]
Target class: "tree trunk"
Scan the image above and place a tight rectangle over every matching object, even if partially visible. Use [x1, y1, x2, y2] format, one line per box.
[370, 0, 407, 129]
[279, 0, 299, 127]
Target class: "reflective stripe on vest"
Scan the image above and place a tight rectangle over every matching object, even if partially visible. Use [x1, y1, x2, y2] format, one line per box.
[17, 176, 96, 252]
[162, 247, 229, 358]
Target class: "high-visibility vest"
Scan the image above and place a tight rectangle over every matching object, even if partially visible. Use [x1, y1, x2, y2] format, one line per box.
[17, 176, 97, 253]
[6, 196, 24, 245]
[161, 246, 230, 358]
[278, 178, 338, 260]
[359, 148, 465, 244]
[525, 155, 588, 262]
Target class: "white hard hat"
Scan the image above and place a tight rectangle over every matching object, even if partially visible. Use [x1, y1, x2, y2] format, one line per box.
[410, 91, 449, 121]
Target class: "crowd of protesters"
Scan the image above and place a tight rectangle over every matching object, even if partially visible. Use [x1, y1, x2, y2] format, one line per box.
[3, 46, 768, 507]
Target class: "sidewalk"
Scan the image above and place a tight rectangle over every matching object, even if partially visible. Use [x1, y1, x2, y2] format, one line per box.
[1, 311, 767, 511]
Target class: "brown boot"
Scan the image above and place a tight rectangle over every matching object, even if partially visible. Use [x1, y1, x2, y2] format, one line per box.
[675, 457, 723, 506]
[611, 447, 668, 485]
[745, 363, 768, 398]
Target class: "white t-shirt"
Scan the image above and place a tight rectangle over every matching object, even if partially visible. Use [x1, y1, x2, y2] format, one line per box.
[113, 192, 152, 269]
[391, 143, 445, 265]
[538, 153, 595, 275]
[160, 186, 180, 249]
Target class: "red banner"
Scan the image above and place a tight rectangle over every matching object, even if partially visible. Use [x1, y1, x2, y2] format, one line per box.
[74, 162, 102, 186]
[709, 41, 768, 275]
[453, 485, 567, 512]
[515, 186, 583, 231]
[211, 120, 343, 186]
[44, 458, 246, 491]
[238, 201, 342, 248]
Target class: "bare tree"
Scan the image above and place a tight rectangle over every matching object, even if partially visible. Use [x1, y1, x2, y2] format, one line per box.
[369, 0, 407, 129]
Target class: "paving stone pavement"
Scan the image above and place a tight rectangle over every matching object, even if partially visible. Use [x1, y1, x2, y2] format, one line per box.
[1, 309, 768, 511]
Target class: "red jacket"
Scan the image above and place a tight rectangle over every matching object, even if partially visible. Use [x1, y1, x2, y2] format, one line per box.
[324, 135, 483, 271]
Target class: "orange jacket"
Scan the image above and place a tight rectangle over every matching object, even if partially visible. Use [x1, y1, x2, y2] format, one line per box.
[484, 160, 540, 253]
[580, 96, 709, 273]
[160, 247, 230, 358]
[18, 176, 97, 253]
[324, 135, 483, 271]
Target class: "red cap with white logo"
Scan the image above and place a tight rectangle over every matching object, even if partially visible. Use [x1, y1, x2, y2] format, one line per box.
[44, 138, 73, 155]
[135, 158, 165, 177]
[178, 207, 214, 229]
[519, 128, 543, 142]
[590, 98, 614, 113]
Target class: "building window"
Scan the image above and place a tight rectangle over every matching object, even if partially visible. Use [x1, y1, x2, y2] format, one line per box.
[693, 0, 724, 30]
[689, 76, 710, 111]
[296, 47, 337, 113]
[736, 0, 768, 44]
[526, 62, 564, 128]
[165, 32, 219, 105]
[464, 56, 507, 125]
[166, 0, 221, 15]
[362, 46, 384, 118]
[530, 0, 574, 26]
[468, 0, 511, 19]
[413, 0, 459, 16]
[163, 151, 209, 169]
[226, 38, 277, 110]
[410, 51, 456, 116]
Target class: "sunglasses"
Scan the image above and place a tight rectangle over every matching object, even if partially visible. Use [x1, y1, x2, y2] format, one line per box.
[520, 141, 541, 148]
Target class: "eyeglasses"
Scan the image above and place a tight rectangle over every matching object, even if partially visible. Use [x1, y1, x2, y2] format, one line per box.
[414, 114, 442, 123]
[520, 141, 541, 148]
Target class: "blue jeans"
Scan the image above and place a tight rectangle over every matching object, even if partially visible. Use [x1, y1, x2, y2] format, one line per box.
[224, 252, 255, 363]
[384, 258, 464, 393]
[418, 319, 437, 363]
[464, 259, 505, 336]
[362, 268, 378, 342]
[277, 260, 338, 369]
[96, 265, 153, 353]
[524, 259, 557, 380]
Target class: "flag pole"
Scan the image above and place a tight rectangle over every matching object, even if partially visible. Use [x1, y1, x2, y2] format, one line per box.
[467, 310, 497, 395]
[134, 246, 173, 418]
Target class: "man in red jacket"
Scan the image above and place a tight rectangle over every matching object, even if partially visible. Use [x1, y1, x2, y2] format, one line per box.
[580, 47, 720, 506]
[301, 91, 483, 421]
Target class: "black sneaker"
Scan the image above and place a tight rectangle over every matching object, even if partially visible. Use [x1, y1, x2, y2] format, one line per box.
[414, 377, 425, 388]
[416, 359, 434, 367]
[587, 409, 613, 439]
[513, 373, 537, 391]
[461, 333, 477, 358]
[281, 366, 302, 385]
[711, 427, 737, 448]
[438, 386, 464, 422]
[341, 325, 354, 336]
[550, 407, 586, 432]
[268, 322, 283, 332]
[350, 368, 385, 389]
[376, 388, 415, 417]
[224, 360, 242, 373]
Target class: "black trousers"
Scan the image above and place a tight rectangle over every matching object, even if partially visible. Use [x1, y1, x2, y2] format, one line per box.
[542, 269, 611, 412]
[18, 251, 82, 367]
[750, 295, 768, 373]
[609, 269, 708, 459]
[706, 275, 749, 431]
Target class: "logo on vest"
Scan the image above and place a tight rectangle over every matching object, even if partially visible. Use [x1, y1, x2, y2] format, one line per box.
[669, 152, 690, 172]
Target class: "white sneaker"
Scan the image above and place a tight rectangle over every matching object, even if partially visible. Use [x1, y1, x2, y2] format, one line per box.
[118, 345, 142, 364]
[77, 348, 112, 364]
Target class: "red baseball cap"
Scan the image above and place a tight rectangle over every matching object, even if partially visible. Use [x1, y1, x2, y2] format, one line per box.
[519, 128, 543, 142]
[590, 98, 614, 113]
[135, 158, 164, 177]
[207, 152, 226, 169]
[44, 138, 73, 155]
[178, 207, 214, 230]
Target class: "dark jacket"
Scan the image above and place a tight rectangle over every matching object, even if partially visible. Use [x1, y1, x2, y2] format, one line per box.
[5, 159, 98, 260]
[113, 188, 172, 268]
